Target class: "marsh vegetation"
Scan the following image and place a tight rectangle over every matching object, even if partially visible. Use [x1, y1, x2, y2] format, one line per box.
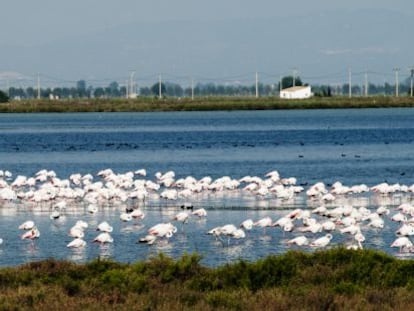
[2, 248, 414, 310]
[1, 96, 414, 113]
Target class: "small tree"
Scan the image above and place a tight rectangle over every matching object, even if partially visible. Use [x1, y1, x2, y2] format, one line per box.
[0, 90, 9, 102]
[151, 82, 166, 97]
[279, 76, 303, 90]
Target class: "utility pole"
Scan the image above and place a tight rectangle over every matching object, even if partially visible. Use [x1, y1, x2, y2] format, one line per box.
[125, 80, 129, 98]
[37, 73, 40, 99]
[393, 68, 400, 97]
[255, 71, 259, 98]
[129, 71, 135, 98]
[158, 74, 162, 99]
[292, 68, 297, 87]
[364, 71, 368, 97]
[348, 68, 352, 98]
[6, 79, 9, 97]
[410, 67, 414, 97]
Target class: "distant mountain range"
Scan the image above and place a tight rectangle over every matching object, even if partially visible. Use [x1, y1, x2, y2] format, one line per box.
[0, 8, 412, 86]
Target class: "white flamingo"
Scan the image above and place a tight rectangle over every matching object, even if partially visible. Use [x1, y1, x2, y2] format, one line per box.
[18, 220, 35, 230]
[69, 226, 85, 238]
[310, 234, 332, 248]
[21, 227, 40, 240]
[192, 208, 207, 218]
[130, 209, 145, 219]
[287, 235, 309, 246]
[391, 237, 414, 252]
[97, 221, 113, 233]
[240, 219, 254, 231]
[138, 234, 157, 245]
[254, 216, 272, 233]
[93, 232, 113, 244]
[67, 238, 86, 248]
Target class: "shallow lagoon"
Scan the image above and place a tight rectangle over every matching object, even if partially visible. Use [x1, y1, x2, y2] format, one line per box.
[0, 108, 413, 266]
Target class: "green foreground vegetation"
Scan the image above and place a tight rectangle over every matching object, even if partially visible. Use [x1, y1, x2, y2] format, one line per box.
[2, 249, 414, 310]
[2, 96, 414, 113]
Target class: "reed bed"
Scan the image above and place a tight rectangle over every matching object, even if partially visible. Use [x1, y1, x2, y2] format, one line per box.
[1, 96, 414, 113]
[2, 248, 414, 310]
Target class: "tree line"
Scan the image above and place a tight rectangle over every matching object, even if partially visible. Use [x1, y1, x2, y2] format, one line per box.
[1, 76, 413, 102]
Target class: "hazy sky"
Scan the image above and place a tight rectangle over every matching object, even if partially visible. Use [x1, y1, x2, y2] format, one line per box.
[1, 0, 413, 86]
[1, 0, 409, 43]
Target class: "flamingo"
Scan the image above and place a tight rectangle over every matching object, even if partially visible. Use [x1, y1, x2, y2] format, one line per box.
[130, 209, 145, 220]
[120, 213, 132, 222]
[396, 224, 414, 236]
[207, 227, 222, 240]
[310, 234, 332, 248]
[87, 204, 98, 214]
[148, 223, 177, 242]
[240, 219, 254, 231]
[321, 220, 336, 231]
[192, 208, 207, 218]
[67, 238, 86, 248]
[254, 216, 272, 233]
[97, 221, 113, 233]
[134, 169, 147, 177]
[138, 235, 157, 245]
[287, 235, 309, 246]
[173, 212, 190, 224]
[354, 231, 365, 249]
[391, 212, 407, 223]
[93, 232, 113, 244]
[18, 220, 35, 230]
[74, 220, 88, 230]
[217, 224, 238, 245]
[231, 229, 246, 240]
[391, 237, 414, 252]
[50, 209, 61, 220]
[21, 227, 40, 240]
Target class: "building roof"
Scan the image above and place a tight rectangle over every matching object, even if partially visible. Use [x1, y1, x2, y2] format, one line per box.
[281, 86, 310, 92]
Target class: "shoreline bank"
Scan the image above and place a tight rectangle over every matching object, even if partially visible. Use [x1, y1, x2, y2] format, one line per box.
[2, 96, 414, 112]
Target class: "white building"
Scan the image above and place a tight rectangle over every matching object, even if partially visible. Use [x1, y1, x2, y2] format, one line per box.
[280, 86, 312, 99]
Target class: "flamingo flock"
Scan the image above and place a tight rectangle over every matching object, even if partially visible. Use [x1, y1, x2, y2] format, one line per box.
[0, 168, 412, 260]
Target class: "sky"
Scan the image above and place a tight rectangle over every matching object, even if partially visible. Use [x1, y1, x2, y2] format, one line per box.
[0, 0, 413, 87]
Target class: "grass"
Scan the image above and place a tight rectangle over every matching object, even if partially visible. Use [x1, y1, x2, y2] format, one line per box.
[2, 248, 414, 310]
[2, 96, 414, 112]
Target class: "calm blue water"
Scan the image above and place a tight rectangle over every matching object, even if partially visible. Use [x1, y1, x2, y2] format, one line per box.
[0, 108, 413, 266]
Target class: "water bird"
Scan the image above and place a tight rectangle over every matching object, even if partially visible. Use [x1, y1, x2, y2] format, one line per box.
[93, 232, 113, 244]
[87, 204, 98, 214]
[391, 237, 414, 252]
[231, 229, 246, 240]
[69, 226, 85, 238]
[21, 227, 40, 240]
[138, 234, 157, 245]
[254, 216, 272, 233]
[130, 209, 145, 219]
[120, 213, 132, 222]
[287, 235, 309, 246]
[67, 238, 86, 248]
[173, 211, 190, 224]
[50, 209, 61, 220]
[97, 221, 113, 233]
[181, 203, 194, 210]
[18, 220, 35, 230]
[148, 223, 177, 241]
[192, 208, 207, 218]
[240, 219, 254, 231]
[310, 234, 332, 248]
